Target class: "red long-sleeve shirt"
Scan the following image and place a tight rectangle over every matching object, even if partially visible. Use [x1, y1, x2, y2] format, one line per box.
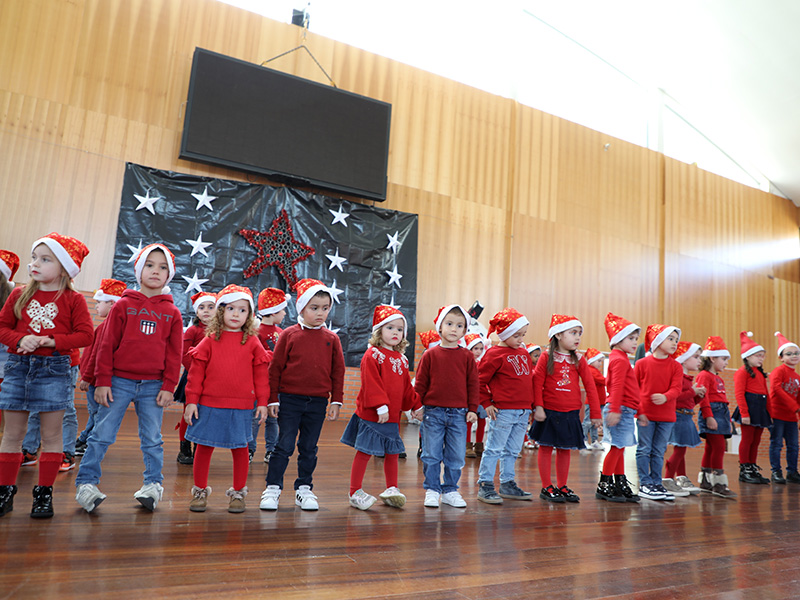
[694, 370, 728, 406]
[589, 366, 606, 406]
[733, 366, 768, 420]
[478, 345, 534, 410]
[182, 324, 206, 370]
[415, 345, 480, 413]
[768, 364, 800, 422]
[533, 351, 601, 418]
[258, 323, 283, 352]
[79, 320, 108, 385]
[633, 355, 683, 422]
[268, 324, 345, 405]
[356, 345, 420, 422]
[676, 373, 713, 418]
[605, 349, 640, 413]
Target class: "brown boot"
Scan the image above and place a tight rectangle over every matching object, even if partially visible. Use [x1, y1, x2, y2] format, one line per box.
[465, 441, 477, 459]
[227, 487, 248, 513]
[697, 468, 713, 493]
[474, 442, 484, 456]
[189, 485, 211, 512]
[711, 471, 737, 499]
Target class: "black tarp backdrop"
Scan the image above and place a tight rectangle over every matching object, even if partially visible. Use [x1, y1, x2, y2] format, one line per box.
[113, 163, 418, 368]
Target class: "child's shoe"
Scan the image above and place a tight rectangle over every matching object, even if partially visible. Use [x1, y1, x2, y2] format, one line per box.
[654, 483, 674, 501]
[349, 489, 377, 510]
[772, 469, 786, 484]
[0, 485, 18, 516]
[189, 485, 211, 512]
[595, 475, 625, 503]
[523, 440, 536, 450]
[133, 482, 163, 511]
[263, 451, 273, 463]
[474, 442, 485, 455]
[675, 475, 701, 495]
[661, 478, 690, 497]
[248, 449, 255, 463]
[738, 463, 761, 484]
[295, 485, 319, 510]
[477, 482, 503, 504]
[31, 486, 54, 518]
[74, 439, 87, 457]
[227, 487, 247, 513]
[786, 470, 800, 484]
[557, 485, 580, 503]
[21, 449, 38, 466]
[710, 472, 737, 499]
[465, 442, 477, 459]
[259, 485, 281, 510]
[379, 487, 406, 508]
[75, 483, 106, 513]
[441, 491, 467, 508]
[424, 490, 441, 507]
[59, 452, 75, 472]
[698, 468, 714, 492]
[539, 485, 565, 503]
[614, 474, 640, 503]
[498, 480, 532, 500]
[177, 440, 194, 465]
[749, 463, 770, 484]
[590, 440, 604, 451]
[638, 483, 666, 500]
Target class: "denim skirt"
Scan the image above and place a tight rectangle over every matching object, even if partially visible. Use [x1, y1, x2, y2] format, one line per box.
[699, 402, 732, 438]
[340, 414, 405, 457]
[0, 354, 72, 412]
[731, 392, 772, 428]
[185, 404, 253, 449]
[602, 404, 638, 448]
[669, 412, 701, 447]
[530, 409, 584, 450]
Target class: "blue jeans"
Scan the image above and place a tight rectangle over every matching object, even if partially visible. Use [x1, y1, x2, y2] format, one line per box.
[583, 406, 599, 443]
[265, 394, 328, 490]
[77, 385, 99, 443]
[477, 409, 531, 484]
[249, 411, 279, 454]
[636, 420, 675, 486]
[420, 406, 467, 493]
[22, 365, 80, 454]
[769, 418, 799, 473]
[75, 376, 165, 486]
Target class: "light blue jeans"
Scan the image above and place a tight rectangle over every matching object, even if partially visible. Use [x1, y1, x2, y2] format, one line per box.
[477, 408, 531, 484]
[77, 385, 99, 443]
[75, 376, 165, 487]
[636, 420, 675, 486]
[420, 406, 468, 493]
[249, 412, 279, 454]
[22, 365, 80, 454]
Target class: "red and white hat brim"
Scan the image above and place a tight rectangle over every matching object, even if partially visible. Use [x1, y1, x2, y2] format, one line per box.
[701, 349, 730, 358]
[33, 237, 80, 278]
[0, 261, 11, 281]
[675, 343, 701, 364]
[549, 319, 582, 340]
[372, 313, 407, 337]
[742, 345, 765, 360]
[435, 304, 471, 338]
[778, 342, 800, 356]
[296, 284, 329, 314]
[93, 290, 122, 303]
[192, 293, 217, 313]
[467, 336, 486, 350]
[258, 296, 289, 317]
[499, 316, 530, 341]
[134, 244, 175, 287]
[650, 326, 681, 354]
[217, 291, 254, 312]
[609, 322, 640, 347]
[587, 352, 604, 365]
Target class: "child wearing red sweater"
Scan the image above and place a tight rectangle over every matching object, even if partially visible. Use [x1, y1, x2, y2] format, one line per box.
[0, 250, 19, 397]
[583, 348, 606, 450]
[465, 333, 486, 458]
[767, 332, 800, 484]
[75, 243, 183, 513]
[0, 234, 93, 518]
[185, 285, 269, 513]
[734, 331, 771, 484]
[342, 306, 420, 510]
[532, 314, 601, 503]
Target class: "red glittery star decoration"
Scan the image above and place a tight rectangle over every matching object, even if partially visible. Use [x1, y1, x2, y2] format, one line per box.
[239, 209, 315, 287]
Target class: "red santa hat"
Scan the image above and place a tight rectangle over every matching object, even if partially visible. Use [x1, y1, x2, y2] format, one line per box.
[527, 344, 541, 354]
[775, 331, 799, 357]
[419, 330, 441, 350]
[674, 341, 701, 365]
[465, 333, 485, 350]
[372, 305, 406, 336]
[216, 284, 254, 312]
[739, 331, 765, 359]
[645, 323, 681, 354]
[604, 312, 640, 347]
[191, 291, 217, 313]
[32, 232, 89, 278]
[258, 287, 290, 317]
[549, 313, 582, 339]
[0, 249, 20, 287]
[93, 278, 127, 303]
[434, 304, 471, 336]
[701, 336, 730, 358]
[294, 278, 330, 314]
[488, 308, 529, 341]
[584, 347, 604, 365]
[133, 243, 176, 291]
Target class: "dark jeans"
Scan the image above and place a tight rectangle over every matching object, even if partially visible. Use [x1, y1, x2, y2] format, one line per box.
[265, 394, 328, 490]
[769, 418, 799, 473]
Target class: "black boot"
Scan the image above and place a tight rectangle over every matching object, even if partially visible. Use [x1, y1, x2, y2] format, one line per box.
[772, 469, 786, 484]
[177, 440, 194, 465]
[0, 485, 17, 517]
[739, 463, 761, 484]
[750, 464, 770, 484]
[595, 474, 626, 503]
[614, 474, 640, 503]
[31, 486, 54, 519]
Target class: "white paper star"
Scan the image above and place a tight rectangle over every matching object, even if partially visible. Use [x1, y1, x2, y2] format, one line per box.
[186, 232, 212, 257]
[182, 271, 209, 295]
[328, 279, 344, 304]
[126, 240, 144, 263]
[192, 187, 218, 211]
[386, 266, 403, 288]
[386, 231, 401, 253]
[134, 191, 160, 215]
[327, 322, 341, 335]
[329, 204, 350, 227]
[326, 248, 347, 272]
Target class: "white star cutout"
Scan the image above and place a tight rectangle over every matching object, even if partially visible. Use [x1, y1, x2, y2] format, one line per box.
[328, 279, 344, 304]
[182, 271, 209, 295]
[327, 322, 341, 335]
[329, 204, 350, 227]
[386, 266, 403, 288]
[186, 232, 212, 257]
[326, 248, 347, 272]
[386, 231, 401, 253]
[126, 240, 144, 263]
[134, 191, 160, 215]
[191, 187, 218, 211]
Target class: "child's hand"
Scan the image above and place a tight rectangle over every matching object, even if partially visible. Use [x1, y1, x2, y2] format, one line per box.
[591, 418, 603, 435]
[268, 404, 279, 418]
[466, 411, 478, 424]
[156, 390, 173, 407]
[95, 386, 113, 407]
[326, 403, 340, 421]
[637, 414, 649, 427]
[377, 408, 389, 424]
[651, 393, 667, 405]
[692, 384, 706, 397]
[78, 380, 90, 392]
[742, 417, 751, 425]
[485, 405, 499, 420]
[706, 416, 718, 430]
[184, 403, 198, 426]
[255, 405, 269, 425]
[533, 406, 547, 422]
[411, 408, 424, 421]
[606, 411, 621, 427]
[17, 335, 43, 354]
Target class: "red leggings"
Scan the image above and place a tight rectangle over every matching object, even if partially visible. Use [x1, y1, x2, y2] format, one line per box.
[601, 446, 626, 476]
[739, 424, 763, 464]
[349, 451, 399, 495]
[701, 434, 726, 470]
[665, 446, 687, 478]
[177, 418, 188, 442]
[538, 446, 571, 488]
[475, 418, 486, 444]
[193, 444, 249, 490]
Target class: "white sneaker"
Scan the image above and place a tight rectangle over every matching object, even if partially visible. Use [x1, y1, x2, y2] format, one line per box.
[523, 440, 536, 449]
[675, 475, 702, 495]
[133, 482, 163, 511]
[349, 489, 377, 510]
[424, 490, 440, 508]
[590, 440, 604, 451]
[379, 486, 406, 508]
[75, 483, 106, 513]
[441, 491, 467, 508]
[295, 485, 319, 510]
[259, 485, 281, 510]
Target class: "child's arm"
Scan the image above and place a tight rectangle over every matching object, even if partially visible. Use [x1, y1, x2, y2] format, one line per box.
[183, 340, 209, 425]
[51, 292, 94, 352]
[327, 334, 345, 420]
[267, 331, 290, 415]
[0, 287, 23, 349]
[694, 371, 717, 429]
[661, 360, 684, 406]
[94, 301, 128, 406]
[578, 358, 602, 425]
[531, 354, 548, 422]
[465, 354, 480, 415]
[604, 357, 627, 426]
[477, 351, 500, 419]
[158, 309, 184, 405]
[733, 368, 751, 423]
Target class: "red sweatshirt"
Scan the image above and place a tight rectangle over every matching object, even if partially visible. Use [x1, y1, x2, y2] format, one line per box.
[185, 331, 270, 410]
[0, 287, 93, 356]
[768, 364, 800, 422]
[533, 351, 601, 418]
[356, 345, 420, 422]
[589, 366, 606, 406]
[676, 373, 713, 417]
[415, 344, 480, 413]
[733, 366, 768, 420]
[694, 370, 728, 406]
[94, 290, 183, 391]
[258, 323, 283, 352]
[268, 323, 345, 405]
[478, 345, 534, 410]
[605, 349, 640, 414]
[182, 324, 206, 370]
[79, 320, 109, 385]
[633, 355, 683, 422]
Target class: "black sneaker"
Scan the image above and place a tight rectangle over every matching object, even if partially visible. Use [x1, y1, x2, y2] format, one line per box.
[398, 452, 407, 459]
[787, 471, 800, 484]
[74, 439, 87, 457]
[248, 449, 255, 463]
[558, 485, 580, 503]
[263, 451, 272, 463]
[539, 485, 566, 503]
[498, 480, 533, 500]
[477, 482, 503, 504]
[772, 469, 786, 484]
[177, 440, 194, 465]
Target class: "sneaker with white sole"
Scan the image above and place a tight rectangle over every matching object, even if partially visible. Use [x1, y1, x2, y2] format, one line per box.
[424, 490, 441, 507]
[638, 483, 666, 500]
[675, 475, 702, 494]
[590, 440, 604, 451]
[75, 483, 106, 513]
[259, 485, 281, 510]
[133, 482, 163, 511]
[661, 478, 690, 497]
[349, 489, 377, 510]
[295, 485, 319, 510]
[441, 491, 467, 508]
[379, 486, 406, 508]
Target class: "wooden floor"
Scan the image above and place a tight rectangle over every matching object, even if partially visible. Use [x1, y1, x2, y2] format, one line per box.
[2, 407, 800, 600]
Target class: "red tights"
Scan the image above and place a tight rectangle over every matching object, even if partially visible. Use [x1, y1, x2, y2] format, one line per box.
[701, 434, 726, 470]
[664, 446, 687, 478]
[193, 444, 249, 489]
[475, 418, 486, 444]
[739, 424, 763, 464]
[177, 418, 188, 442]
[537, 445, 571, 488]
[349, 451, 398, 495]
[601, 446, 626, 476]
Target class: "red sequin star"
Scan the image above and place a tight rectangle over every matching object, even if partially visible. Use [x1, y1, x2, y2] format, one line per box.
[239, 209, 315, 287]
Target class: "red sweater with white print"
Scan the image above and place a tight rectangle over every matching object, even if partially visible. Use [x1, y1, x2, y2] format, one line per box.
[258, 323, 283, 352]
[79, 319, 109, 385]
[182, 324, 206, 370]
[676, 373, 713, 417]
[533, 351, 601, 418]
[94, 290, 183, 391]
[605, 348, 640, 413]
[478, 345, 534, 410]
[356, 345, 420, 423]
[633, 355, 683, 422]
[768, 364, 800, 422]
[185, 331, 270, 410]
[415, 344, 480, 413]
[694, 370, 728, 406]
[0, 287, 93, 356]
[734, 366, 768, 420]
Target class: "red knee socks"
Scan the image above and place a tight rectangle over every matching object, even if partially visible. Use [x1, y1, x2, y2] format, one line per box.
[538, 445, 553, 487]
[193, 444, 214, 488]
[350, 451, 371, 495]
[231, 447, 249, 490]
[0, 452, 22, 486]
[384, 453, 398, 489]
[556, 448, 570, 488]
[38, 452, 62, 486]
